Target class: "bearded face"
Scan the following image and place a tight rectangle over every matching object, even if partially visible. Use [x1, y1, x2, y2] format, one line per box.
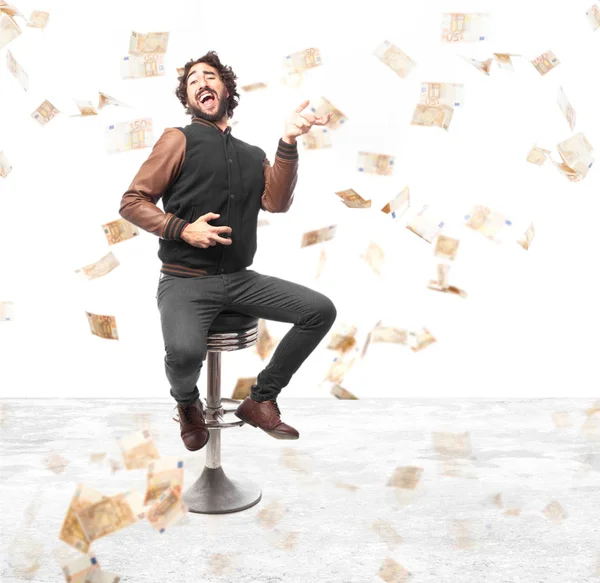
[185, 63, 229, 122]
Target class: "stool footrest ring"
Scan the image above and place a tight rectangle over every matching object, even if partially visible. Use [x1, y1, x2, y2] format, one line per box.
[204, 400, 246, 428]
[206, 420, 244, 428]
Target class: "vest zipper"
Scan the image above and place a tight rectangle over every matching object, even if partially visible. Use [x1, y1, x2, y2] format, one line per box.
[217, 130, 232, 274]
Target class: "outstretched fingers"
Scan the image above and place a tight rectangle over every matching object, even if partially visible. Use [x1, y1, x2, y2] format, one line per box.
[313, 112, 332, 126]
[295, 99, 310, 113]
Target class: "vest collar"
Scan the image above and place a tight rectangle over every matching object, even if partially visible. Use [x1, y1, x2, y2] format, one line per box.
[191, 116, 231, 135]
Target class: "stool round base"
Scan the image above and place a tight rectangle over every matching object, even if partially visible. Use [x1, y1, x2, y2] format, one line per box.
[182, 466, 262, 514]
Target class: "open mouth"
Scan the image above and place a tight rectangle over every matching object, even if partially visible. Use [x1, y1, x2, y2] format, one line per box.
[198, 92, 216, 106]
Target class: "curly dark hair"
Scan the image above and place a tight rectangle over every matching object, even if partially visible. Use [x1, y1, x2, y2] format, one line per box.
[175, 51, 240, 119]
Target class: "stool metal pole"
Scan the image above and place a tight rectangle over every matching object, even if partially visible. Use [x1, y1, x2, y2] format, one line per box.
[181, 329, 262, 515]
[205, 351, 222, 469]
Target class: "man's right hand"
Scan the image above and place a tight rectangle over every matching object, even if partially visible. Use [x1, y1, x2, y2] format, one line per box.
[180, 212, 232, 248]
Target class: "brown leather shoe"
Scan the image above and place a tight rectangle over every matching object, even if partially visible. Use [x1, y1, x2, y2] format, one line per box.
[234, 397, 299, 440]
[172, 398, 210, 451]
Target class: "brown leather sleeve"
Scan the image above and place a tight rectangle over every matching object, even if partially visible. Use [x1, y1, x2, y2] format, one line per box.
[118, 127, 188, 240]
[261, 139, 299, 213]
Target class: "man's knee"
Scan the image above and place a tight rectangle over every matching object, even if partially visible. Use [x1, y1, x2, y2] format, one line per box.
[166, 344, 206, 372]
[314, 295, 337, 328]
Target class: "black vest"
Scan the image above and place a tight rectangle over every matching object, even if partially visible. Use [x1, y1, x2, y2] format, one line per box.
[158, 122, 266, 276]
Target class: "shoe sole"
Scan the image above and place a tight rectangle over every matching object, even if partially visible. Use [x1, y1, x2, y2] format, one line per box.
[234, 412, 299, 440]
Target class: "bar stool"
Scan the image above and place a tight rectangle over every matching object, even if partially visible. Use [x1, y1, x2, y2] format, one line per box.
[181, 310, 262, 514]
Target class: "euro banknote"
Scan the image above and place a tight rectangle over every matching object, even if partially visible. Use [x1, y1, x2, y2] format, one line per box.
[434, 234, 460, 260]
[310, 97, 348, 130]
[31, 100, 59, 126]
[531, 50, 560, 75]
[117, 428, 161, 470]
[301, 225, 337, 247]
[302, 128, 331, 149]
[331, 385, 358, 400]
[526, 145, 551, 165]
[371, 325, 409, 344]
[315, 248, 326, 279]
[85, 569, 122, 583]
[464, 204, 512, 242]
[144, 457, 184, 506]
[406, 204, 445, 243]
[129, 31, 169, 55]
[72, 100, 98, 116]
[428, 279, 468, 298]
[335, 188, 371, 208]
[556, 132, 594, 180]
[85, 312, 118, 340]
[26, 10, 48, 29]
[408, 327, 437, 352]
[147, 486, 188, 532]
[283, 47, 322, 74]
[381, 187, 410, 220]
[436, 263, 450, 289]
[517, 222, 535, 250]
[362, 241, 385, 276]
[493, 53, 518, 72]
[61, 553, 101, 583]
[98, 92, 131, 109]
[0, 151, 12, 178]
[374, 40, 416, 79]
[460, 56, 493, 75]
[387, 466, 423, 489]
[325, 355, 356, 384]
[420, 82, 464, 107]
[0, 301, 15, 322]
[74, 251, 120, 281]
[327, 323, 358, 353]
[6, 49, 28, 90]
[58, 484, 107, 553]
[102, 217, 140, 244]
[586, 4, 600, 30]
[120, 54, 165, 79]
[241, 82, 268, 92]
[557, 86, 576, 131]
[105, 118, 153, 153]
[75, 492, 137, 542]
[232, 377, 257, 400]
[441, 13, 489, 42]
[0, 12, 20, 50]
[411, 104, 453, 131]
[357, 151, 395, 175]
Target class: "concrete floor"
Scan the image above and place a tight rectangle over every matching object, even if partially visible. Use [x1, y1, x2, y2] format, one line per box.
[1, 398, 599, 583]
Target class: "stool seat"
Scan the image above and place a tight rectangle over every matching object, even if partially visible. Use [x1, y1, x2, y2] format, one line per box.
[209, 310, 258, 334]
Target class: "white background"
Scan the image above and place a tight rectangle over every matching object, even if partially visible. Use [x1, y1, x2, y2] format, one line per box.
[0, 0, 598, 399]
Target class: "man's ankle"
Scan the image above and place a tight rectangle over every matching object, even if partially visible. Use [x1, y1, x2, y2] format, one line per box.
[250, 385, 267, 402]
[179, 397, 200, 407]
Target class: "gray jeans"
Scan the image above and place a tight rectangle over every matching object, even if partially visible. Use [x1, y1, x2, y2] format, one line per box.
[155, 269, 337, 405]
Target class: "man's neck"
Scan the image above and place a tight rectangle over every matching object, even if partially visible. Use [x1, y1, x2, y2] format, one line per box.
[191, 115, 229, 132]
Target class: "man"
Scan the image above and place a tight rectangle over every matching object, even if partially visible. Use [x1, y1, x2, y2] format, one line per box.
[118, 51, 337, 452]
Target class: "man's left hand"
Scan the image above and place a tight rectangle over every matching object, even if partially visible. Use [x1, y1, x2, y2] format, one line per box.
[283, 100, 332, 143]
